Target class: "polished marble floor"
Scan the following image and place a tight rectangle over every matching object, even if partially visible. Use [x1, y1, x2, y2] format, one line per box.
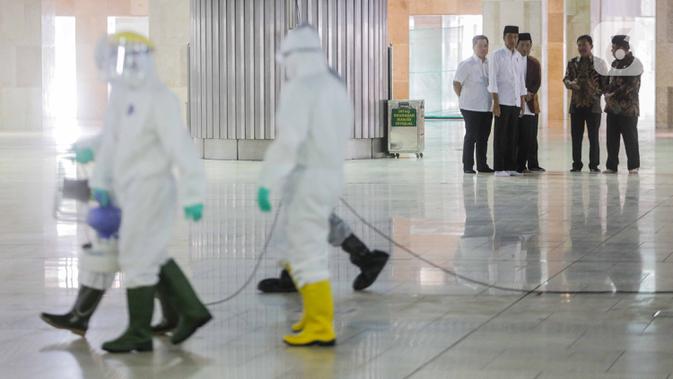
[2, 120, 673, 378]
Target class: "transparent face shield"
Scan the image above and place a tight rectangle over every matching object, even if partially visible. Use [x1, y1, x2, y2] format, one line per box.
[107, 41, 152, 88]
[94, 37, 114, 83]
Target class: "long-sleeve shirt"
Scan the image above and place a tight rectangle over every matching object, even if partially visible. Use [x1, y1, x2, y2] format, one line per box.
[519, 55, 542, 115]
[488, 47, 526, 107]
[604, 53, 642, 117]
[563, 55, 607, 114]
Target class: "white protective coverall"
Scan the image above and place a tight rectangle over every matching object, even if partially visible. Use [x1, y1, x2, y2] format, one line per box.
[74, 85, 121, 291]
[259, 25, 353, 288]
[90, 58, 205, 289]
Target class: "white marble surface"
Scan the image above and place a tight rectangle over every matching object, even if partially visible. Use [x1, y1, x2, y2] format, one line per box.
[2, 120, 673, 378]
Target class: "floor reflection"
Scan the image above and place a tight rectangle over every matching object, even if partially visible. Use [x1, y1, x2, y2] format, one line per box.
[3, 123, 673, 377]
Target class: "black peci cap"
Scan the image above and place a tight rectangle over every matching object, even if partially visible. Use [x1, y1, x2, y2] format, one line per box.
[503, 25, 519, 35]
[611, 35, 630, 49]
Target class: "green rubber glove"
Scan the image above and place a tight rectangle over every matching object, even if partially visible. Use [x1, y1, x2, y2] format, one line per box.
[257, 187, 271, 213]
[74, 147, 94, 164]
[92, 188, 110, 207]
[184, 203, 204, 222]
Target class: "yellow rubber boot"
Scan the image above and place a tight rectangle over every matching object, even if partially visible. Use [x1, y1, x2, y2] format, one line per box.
[283, 280, 336, 347]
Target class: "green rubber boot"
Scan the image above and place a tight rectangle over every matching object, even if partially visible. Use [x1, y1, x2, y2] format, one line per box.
[101, 286, 155, 353]
[40, 286, 104, 336]
[151, 280, 179, 335]
[158, 259, 212, 344]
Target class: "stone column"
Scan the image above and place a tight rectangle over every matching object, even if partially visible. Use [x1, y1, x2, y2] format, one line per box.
[546, 0, 565, 123]
[0, 0, 43, 131]
[565, 0, 590, 60]
[388, 0, 410, 99]
[656, 0, 673, 129]
[149, 0, 189, 121]
[564, 0, 591, 124]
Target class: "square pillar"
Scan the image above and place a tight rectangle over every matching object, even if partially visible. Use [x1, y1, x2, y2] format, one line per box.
[546, 0, 565, 123]
[656, 0, 673, 129]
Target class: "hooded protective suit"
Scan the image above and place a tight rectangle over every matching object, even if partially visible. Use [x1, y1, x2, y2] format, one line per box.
[90, 33, 210, 353]
[90, 51, 205, 289]
[68, 34, 125, 290]
[259, 25, 353, 288]
[43, 33, 209, 352]
[72, 87, 120, 290]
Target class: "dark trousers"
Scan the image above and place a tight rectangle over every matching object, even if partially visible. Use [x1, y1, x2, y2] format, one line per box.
[493, 105, 520, 171]
[461, 109, 493, 170]
[606, 113, 640, 171]
[570, 110, 601, 170]
[517, 114, 540, 170]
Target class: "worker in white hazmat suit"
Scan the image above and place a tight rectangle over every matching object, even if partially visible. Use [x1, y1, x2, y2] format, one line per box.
[40, 35, 179, 338]
[257, 24, 352, 347]
[89, 31, 211, 353]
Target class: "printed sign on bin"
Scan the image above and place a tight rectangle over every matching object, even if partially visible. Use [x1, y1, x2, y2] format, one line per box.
[391, 107, 417, 127]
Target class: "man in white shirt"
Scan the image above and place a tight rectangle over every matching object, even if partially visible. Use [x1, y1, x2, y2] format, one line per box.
[453, 35, 494, 174]
[488, 25, 527, 177]
[516, 32, 545, 173]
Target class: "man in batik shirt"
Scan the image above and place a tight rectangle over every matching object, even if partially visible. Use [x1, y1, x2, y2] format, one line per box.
[603, 34, 642, 174]
[563, 34, 607, 173]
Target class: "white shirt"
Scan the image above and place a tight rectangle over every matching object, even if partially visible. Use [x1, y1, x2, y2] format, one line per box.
[488, 47, 527, 107]
[518, 56, 533, 115]
[454, 55, 492, 112]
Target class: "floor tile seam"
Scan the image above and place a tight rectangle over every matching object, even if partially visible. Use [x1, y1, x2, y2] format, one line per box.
[528, 312, 554, 331]
[531, 194, 673, 293]
[404, 218, 659, 376]
[238, 330, 366, 370]
[604, 350, 626, 373]
[662, 251, 673, 263]
[605, 298, 624, 312]
[354, 300, 477, 372]
[479, 348, 507, 370]
[565, 329, 589, 351]
[640, 311, 660, 335]
[403, 291, 534, 379]
[346, 303, 431, 367]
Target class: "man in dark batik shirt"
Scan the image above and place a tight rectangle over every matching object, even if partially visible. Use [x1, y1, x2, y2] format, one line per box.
[563, 34, 608, 173]
[603, 35, 642, 174]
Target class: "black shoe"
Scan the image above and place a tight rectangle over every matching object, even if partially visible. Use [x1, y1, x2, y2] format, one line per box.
[570, 168, 582, 173]
[352, 250, 390, 291]
[342, 235, 390, 291]
[590, 167, 601, 173]
[40, 286, 104, 336]
[477, 167, 495, 173]
[529, 167, 546, 172]
[463, 169, 476, 174]
[257, 269, 298, 293]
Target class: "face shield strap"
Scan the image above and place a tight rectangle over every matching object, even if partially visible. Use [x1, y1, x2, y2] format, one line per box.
[109, 41, 153, 87]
